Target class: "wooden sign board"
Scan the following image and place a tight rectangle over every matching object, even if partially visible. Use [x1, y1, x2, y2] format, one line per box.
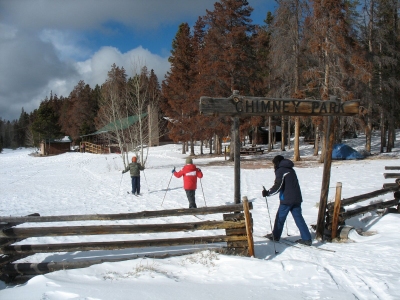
[200, 96, 359, 117]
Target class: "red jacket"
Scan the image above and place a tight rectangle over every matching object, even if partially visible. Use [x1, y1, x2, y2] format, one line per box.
[174, 164, 203, 190]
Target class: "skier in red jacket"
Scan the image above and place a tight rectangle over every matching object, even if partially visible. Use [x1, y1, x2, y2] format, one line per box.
[172, 158, 203, 208]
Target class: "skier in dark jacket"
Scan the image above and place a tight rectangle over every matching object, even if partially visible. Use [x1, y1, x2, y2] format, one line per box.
[122, 156, 145, 195]
[262, 155, 312, 246]
[172, 158, 203, 208]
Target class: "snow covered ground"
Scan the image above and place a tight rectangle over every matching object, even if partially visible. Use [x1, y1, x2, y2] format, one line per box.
[1, 131, 400, 300]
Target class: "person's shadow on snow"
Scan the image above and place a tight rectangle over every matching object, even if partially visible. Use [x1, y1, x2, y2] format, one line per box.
[254, 240, 291, 260]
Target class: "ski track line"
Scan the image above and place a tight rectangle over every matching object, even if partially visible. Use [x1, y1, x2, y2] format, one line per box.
[353, 266, 393, 300]
[323, 264, 382, 300]
[284, 258, 372, 300]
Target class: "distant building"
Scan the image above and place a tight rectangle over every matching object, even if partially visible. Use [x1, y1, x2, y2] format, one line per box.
[80, 105, 162, 153]
[40, 136, 72, 156]
[253, 126, 283, 144]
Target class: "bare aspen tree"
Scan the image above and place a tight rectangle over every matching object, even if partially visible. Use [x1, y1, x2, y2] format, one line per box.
[96, 62, 162, 168]
[99, 93, 127, 165]
[97, 64, 128, 167]
[126, 61, 150, 165]
[125, 61, 163, 166]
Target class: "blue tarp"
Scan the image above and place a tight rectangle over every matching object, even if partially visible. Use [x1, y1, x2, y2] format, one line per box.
[332, 143, 364, 160]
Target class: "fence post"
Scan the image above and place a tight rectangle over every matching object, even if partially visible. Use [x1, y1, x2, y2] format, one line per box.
[331, 182, 342, 240]
[242, 196, 254, 257]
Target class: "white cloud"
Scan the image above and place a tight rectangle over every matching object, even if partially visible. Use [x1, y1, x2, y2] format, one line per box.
[39, 29, 92, 61]
[0, 28, 169, 121]
[76, 46, 170, 89]
[27, 45, 170, 116]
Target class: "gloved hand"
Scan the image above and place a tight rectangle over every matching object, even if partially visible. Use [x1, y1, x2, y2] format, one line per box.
[171, 167, 176, 173]
[197, 168, 201, 172]
[262, 189, 269, 197]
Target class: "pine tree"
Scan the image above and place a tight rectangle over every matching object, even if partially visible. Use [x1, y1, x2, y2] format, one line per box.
[162, 22, 198, 153]
[201, 0, 256, 95]
[192, 16, 217, 153]
[198, 0, 258, 155]
[14, 108, 30, 147]
[59, 80, 98, 141]
[31, 98, 63, 142]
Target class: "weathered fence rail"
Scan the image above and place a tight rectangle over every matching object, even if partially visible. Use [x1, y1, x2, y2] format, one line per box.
[327, 166, 400, 239]
[0, 201, 254, 283]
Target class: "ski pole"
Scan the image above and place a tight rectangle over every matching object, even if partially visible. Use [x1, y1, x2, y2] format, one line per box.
[142, 169, 150, 192]
[161, 171, 174, 206]
[200, 178, 207, 207]
[118, 172, 124, 195]
[263, 186, 278, 254]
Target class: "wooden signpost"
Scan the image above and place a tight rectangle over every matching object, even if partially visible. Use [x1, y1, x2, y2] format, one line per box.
[200, 95, 360, 117]
[199, 92, 360, 240]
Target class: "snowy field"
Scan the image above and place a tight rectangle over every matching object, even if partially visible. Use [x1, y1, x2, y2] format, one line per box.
[1, 131, 400, 300]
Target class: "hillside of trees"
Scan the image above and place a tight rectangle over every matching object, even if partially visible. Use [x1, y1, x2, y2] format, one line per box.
[1, 0, 399, 158]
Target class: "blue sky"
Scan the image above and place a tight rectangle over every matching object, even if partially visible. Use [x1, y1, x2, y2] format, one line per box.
[0, 0, 277, 121]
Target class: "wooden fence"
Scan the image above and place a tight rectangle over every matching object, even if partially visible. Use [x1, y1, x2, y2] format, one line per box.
[0, 201, 254, 283]
[327, 166, 400, 239]
[80, 141, 109, 154]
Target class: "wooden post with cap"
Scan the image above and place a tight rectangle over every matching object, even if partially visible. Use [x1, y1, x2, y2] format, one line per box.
[331, 182, 342, 239]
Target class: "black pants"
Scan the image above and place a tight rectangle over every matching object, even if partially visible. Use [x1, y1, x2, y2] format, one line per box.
[185, 190, 197, 208]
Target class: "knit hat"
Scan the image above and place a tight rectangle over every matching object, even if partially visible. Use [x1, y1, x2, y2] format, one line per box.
[132, 157, 137, 162]
[186, 158, 193, 164]
[272, 155, 284, 169]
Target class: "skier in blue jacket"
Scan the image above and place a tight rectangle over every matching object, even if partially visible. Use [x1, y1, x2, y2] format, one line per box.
[262, 155, 312, 246]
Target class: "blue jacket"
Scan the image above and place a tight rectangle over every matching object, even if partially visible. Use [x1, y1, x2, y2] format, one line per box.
[267, 159, 303, 205]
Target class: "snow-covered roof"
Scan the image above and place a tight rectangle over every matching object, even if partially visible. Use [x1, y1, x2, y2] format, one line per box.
[43, 136, 72, 143]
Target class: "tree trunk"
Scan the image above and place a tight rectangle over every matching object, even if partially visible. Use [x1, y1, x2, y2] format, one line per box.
[380, 109, 385, 153]
[217, 135, 222, 155]
[190, 139, 195, 155]
[293, 117, 300, 161]
[313, 124, 320, 156]
[182, 142, 186, 154]
[319, 118, 327, 163]
[287, 118, 291, 149]
[281, 116, 285, 151]
[387, 117, 394, 152]
[365, 101, 372, 154]
[268, 116, 273, 152]
[365, 0, 374, 154]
